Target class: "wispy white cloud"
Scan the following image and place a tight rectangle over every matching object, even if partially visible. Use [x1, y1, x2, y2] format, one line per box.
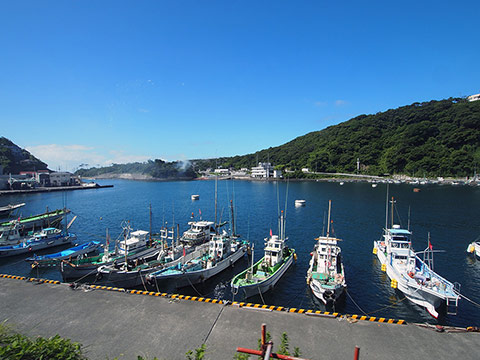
[335, 99, 348, 106]
[26, 144, 153, 172]
[314, 101, 327, 107]
[106, 150, 152, 165]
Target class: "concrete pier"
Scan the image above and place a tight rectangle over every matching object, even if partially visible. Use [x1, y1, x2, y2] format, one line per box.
[0, 184, 113, 196]
[0, 276, 478, 360]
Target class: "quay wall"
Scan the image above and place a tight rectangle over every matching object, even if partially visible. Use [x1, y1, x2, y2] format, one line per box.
[0, 275, 478, 360]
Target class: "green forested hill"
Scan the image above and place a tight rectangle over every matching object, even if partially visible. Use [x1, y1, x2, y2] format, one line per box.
[194, 98, 480, 177]
[75, 159, 196, 179]
[0, 137, 49, 174]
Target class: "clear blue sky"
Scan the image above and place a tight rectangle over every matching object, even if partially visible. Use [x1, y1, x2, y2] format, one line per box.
[1, 1, 479, 171]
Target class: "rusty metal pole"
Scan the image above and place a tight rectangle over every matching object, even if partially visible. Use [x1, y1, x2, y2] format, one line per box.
[354, 346, 360, 360]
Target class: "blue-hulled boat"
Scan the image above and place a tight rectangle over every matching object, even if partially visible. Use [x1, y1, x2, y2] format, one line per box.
[0, 228, 76, 258]
[25, 241, 101, 268]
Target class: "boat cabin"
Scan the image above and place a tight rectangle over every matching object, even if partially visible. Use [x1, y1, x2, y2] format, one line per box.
[263, 235, 285, 268]
[118, 230, 148, 254]
[181, 221, 215, 245]
[208, 232, 232, 260]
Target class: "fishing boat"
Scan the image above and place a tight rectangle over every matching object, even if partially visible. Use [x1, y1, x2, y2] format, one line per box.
[25, 241, 101, 268]
[147, 230, 247, 290]
[373, 196, 460, 318]
[467, 240, 480, 259]
[148, 181, 248, 290]
[180, 220, 215, 247]
[0, 221, 30, 246]
[306, 200, 346, 305]
[61, 222, 159, 282]
[0, 208, 70, 234]
[231, 210, 295, 300]
[0, 227, 76, 258]
[96, 224, 193, 288]
[0, 203, 25, 218]
[294, 199, 306, 207]
[191, 194, 199, 200]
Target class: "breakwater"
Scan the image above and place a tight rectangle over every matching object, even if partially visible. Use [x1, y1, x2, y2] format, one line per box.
[0, 184, 113, 196]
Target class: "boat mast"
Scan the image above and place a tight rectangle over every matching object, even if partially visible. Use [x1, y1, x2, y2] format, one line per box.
[280, 210, 284, 241]
[384, 183, 389, 231]
[230, 200, 236, 237]
[149, 203, 152, 247]
[391, 197, 394, 228]
[123, 223, 128, 265]
[214, 175, 218, 234]
[326, 200, 332, 237]
[104, 228, 110, 261]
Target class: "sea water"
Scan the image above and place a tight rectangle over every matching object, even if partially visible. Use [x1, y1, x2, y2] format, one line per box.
[1, 179, 480, 327]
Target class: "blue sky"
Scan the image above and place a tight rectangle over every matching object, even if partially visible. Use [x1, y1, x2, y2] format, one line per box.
[1, 1, 479, 171]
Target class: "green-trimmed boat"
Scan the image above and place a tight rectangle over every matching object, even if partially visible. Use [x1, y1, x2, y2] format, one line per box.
[0, 208, 70, 233]
[231, 211, 295, 300]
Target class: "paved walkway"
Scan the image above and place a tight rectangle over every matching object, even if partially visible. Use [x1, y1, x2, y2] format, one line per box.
[0, 277, 478, 360]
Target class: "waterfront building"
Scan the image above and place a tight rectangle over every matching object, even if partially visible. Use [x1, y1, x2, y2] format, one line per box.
[251, 162, 274, 178]
[50, 172, 72, 186]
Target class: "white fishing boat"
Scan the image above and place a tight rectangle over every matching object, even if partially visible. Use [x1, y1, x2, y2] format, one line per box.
[467, 240, 480, 259]
[231, 210, 295, 300]
[148, 179, 248, 289]
[0, 203, 25, 218]
[373, 196, 460, 318]
[306, 200, 346, 305]
[191, 194, 199, 200]
[294, 199, 306, 207]
[147, 230, 247, 289]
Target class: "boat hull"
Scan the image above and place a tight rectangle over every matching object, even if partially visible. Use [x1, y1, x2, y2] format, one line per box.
[0, 234, 75, 258]
[151, 245, 247, 290]
[308, 279, 345, 305]
[100, 243, 210, 288]
[231, 252, 294, 301]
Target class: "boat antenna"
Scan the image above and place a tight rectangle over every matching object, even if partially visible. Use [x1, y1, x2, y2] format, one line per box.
[326, 200, 332, 237]
[322, 210, 326, 237]
[391, 197, 395, 228]
[407, 205, 411, 231]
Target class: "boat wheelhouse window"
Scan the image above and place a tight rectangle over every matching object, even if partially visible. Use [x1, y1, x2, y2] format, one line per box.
[394, 255, 408, 260]
[321, 248, 326, 252]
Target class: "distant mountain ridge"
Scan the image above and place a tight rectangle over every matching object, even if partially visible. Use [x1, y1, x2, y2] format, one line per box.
[193, 97, 480, 177]
[0, 137, 49, 174]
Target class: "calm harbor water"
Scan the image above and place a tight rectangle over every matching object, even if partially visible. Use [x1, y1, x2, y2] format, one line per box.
[1, 179, 480, 327]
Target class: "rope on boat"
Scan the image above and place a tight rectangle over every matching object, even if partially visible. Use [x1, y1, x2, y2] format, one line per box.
[458, 292, 480, 309]
[345, 289, 368, 316]
[258, 285, 266, 305]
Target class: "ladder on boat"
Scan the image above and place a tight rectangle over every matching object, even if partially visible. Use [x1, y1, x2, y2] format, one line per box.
[447, 282, 461, 315]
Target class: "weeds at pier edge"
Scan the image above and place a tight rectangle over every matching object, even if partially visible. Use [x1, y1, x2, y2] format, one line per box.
[0, 322, 85, 360]
[0, 321, 300, 359]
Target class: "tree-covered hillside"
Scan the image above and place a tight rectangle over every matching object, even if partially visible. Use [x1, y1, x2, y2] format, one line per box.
[0, 137, 49, 174]
[194, 98, 480, 177]
[75, 159, 196, 179]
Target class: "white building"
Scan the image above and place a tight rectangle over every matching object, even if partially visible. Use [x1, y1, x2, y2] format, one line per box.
[251, 162, 274, 178]
[214, 168, 230, 175]
[273, 169, 283, 178]
[50, 172, 72, 186]
[467, 93, 480, 102]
